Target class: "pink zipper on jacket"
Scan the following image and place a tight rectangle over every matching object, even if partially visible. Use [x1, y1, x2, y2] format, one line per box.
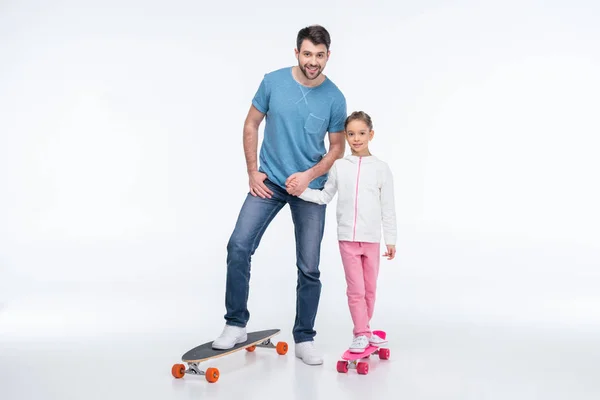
[353, 156, 362, 241]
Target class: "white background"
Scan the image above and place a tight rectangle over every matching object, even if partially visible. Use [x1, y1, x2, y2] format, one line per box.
[1, 0, 599, 399]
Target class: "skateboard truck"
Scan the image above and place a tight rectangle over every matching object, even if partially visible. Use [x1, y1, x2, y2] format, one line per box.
[255, 338, 276, 349]
[172, 362, 220, 383]
[237, 338, 286, 353]
[185, 362, 206, 376]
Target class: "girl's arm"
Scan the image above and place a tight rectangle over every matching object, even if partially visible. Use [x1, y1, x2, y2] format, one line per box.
[298, 162, 339, 205]
[381, 164, 397, 245]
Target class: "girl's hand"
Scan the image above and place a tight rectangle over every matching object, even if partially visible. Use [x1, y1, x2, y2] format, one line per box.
[286, 177, 297, 188]
[383, 245, 396, 260]
[285, 172, 310, 196]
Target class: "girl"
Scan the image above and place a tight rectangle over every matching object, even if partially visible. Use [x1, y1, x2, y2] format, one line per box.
[287, 111, 397, 353]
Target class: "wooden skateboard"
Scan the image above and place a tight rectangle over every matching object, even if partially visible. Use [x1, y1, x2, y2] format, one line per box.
[172, 329, 288, 383]
[336, 330, 390, 375]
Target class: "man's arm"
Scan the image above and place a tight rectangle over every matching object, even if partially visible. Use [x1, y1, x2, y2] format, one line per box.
[244, 104, 273, 198]
[285, 131, 345, 196]
[306, 130, 346, 181]
[243, 105, 264, 173]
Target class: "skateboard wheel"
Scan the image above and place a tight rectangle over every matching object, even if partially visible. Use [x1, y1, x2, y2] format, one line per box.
[171, 363, 185, 379]
[276, 342, 288, 355]
[206, 367, 219, 383]
[246, 345, 256, 352]
[379, 348, 390, 360]
[357, 362, 369, 375]
[336, 360, 349, 373]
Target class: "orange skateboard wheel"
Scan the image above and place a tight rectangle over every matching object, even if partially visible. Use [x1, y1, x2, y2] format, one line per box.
[246, 345, 256, 352]
[276, 342, 288, 355]
[205, 367, 219, 383]
[171, 363, 185, 379]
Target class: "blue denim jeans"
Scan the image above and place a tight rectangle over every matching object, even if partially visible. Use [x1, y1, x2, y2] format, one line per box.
[224, 179, 326, 343]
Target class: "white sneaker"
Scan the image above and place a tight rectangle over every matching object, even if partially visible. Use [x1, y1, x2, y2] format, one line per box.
[349, 335, 369, 353]
[211, 325, 247, 350]
[369, 332, 388, 346]
[295, 341, 323, 365]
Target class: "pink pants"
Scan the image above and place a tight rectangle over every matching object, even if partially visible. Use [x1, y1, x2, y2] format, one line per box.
[338, 241, 381, 337]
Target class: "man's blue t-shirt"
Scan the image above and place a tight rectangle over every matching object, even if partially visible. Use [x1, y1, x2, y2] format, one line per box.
[252, 67, 347, 190]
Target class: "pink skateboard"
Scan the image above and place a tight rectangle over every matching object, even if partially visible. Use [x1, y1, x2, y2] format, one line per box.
[336, 330, 390, 375]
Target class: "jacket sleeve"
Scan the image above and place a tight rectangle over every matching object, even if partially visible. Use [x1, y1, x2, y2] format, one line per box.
[381, 163, 397, 245]
[299, 163, 339, 205]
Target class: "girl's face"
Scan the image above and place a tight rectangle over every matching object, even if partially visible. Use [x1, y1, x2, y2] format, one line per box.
[345, 119, 374, 156]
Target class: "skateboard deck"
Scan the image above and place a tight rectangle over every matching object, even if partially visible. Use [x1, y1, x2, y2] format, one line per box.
[172, 329, 288, 383]
[336, 330, 390, 375]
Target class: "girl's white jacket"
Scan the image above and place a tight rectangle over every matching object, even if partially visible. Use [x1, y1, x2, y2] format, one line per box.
[299, 154, 397, 245]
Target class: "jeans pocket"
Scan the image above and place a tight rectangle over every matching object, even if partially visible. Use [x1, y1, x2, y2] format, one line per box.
[304, 113, 326, 135]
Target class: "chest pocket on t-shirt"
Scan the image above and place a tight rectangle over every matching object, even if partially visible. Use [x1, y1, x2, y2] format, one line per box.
[304, 113, 327, 135]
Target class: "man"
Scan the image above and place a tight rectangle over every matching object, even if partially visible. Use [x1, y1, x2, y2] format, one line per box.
[211, 25, 347, 366]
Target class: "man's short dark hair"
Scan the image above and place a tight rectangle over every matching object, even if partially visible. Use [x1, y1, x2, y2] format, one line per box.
[296, 25, 331, 51]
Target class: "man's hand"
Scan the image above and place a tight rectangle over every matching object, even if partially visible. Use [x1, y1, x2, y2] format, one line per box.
[285, 172, 310, 196]
[249, 170, 273, 198]
[383, 245, 396, 260]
